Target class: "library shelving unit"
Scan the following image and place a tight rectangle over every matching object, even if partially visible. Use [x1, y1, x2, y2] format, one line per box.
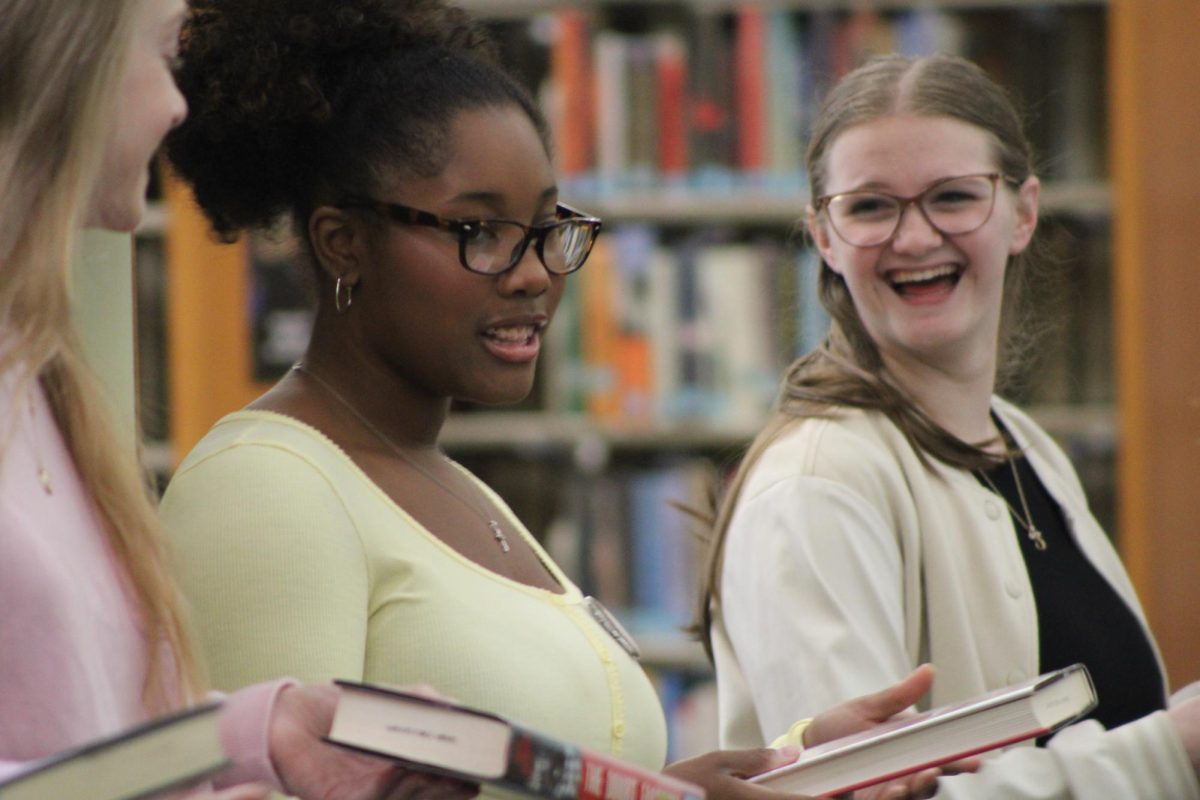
[138, 0, 1200, 725]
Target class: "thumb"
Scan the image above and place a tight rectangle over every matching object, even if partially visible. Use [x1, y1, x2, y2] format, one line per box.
[859, 664, 935, 723]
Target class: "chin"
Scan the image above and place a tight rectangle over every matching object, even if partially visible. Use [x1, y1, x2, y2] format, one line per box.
[84, 196, 146, 233]
[463, 381, 537, 408]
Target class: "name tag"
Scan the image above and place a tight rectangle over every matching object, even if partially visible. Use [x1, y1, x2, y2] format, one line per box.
[583, 596, 641, 659]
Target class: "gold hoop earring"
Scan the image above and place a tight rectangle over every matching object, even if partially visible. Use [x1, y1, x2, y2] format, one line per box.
[335, 276, 354, 314]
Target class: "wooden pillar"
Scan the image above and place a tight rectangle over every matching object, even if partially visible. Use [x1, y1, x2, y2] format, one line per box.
[1110, 0, 1200, 688]
[162, 171, 260, 463]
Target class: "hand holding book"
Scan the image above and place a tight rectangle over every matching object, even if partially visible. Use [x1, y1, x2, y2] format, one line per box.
[662, 665, 963, 800]
[270, 683, 480, 800]
[751, 664, 1096, 798]
[799, 664, 980, 800]
[320, 666, 968, 800]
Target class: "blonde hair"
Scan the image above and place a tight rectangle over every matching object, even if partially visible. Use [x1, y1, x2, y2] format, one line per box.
[696, 54, 1045, 651]
[0, 0, 202, 710]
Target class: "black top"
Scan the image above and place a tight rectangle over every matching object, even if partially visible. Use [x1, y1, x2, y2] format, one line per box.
[976, 453, 1166, 735]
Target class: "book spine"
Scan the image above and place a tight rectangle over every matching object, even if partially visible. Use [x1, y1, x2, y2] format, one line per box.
[576, 748, 705, 800]
[497, 726, 584, 800]
[734, 6, 766, 181]
[498, 726, 703, 800]
[550, 9, 594, 189]
[654, 32, 688, 186]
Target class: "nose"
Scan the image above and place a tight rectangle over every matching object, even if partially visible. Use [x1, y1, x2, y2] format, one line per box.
[496, 239, 552, 297]
[889, 201, 943, 253]
[169, 78, 188, 130]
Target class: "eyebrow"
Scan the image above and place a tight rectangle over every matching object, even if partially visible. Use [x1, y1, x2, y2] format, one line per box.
[835, 172, 996, 196]
[448, 186, 558, 216]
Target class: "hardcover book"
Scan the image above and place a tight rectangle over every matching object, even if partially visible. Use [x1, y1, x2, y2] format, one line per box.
[0, 701, 228, 800]
[326, 681, 704, 800]
[751, 663, 1097, 798]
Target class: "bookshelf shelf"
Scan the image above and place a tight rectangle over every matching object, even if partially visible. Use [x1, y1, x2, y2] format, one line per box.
[442, 405, 1115, 455]
[443, 412, 761, 454]
[570, 180, 1111, 225]
[1027, 403, 1116, 446]
[462, 0, 1108, 18]
[142, 183, 1111, 238]
[632, 631, 711, 673]
[135, 200, 167, 239]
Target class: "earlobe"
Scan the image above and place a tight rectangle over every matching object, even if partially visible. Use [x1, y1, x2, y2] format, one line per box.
[1009, 176, 1041, 255]
[309, 206, 362, 286]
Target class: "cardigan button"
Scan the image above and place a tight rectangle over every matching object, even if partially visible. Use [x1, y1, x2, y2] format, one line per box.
[984, 499, 1002, 520]
[1005, 579, 1022, 598]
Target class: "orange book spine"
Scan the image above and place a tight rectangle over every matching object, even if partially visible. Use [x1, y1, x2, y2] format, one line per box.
[581, 237, 620, 420]
[551, 9, 593, 177]
[734, 6, 766, 172]
[655, 33, 688, 180]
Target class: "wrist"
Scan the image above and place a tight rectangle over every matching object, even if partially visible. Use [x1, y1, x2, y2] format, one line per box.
[769, 718, 813, 750]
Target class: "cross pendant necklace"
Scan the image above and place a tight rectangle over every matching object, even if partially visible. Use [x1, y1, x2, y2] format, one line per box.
[977, 458, 1048, 551]
[293, 363, 511, 553]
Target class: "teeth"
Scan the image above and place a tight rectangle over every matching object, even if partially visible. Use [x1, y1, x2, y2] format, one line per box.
[486, 325, 535, 342]
[891, 265, 958, 285]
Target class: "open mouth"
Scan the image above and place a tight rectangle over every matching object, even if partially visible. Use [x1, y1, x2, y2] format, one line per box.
[483, 323, 541, 346]
[887, 264, 962, 299]
[480, 322, 545, 363]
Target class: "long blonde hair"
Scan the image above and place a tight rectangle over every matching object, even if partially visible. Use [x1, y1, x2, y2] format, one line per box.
[0, 0, 202, 710]
[695, 54, 1046, 651]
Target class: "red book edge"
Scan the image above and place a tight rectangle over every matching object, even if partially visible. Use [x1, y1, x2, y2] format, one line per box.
[734, 7, 766, 171]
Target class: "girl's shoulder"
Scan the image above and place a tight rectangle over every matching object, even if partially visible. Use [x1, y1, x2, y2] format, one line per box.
[746, 407, 921, 500]
[176, 409, 351, 471]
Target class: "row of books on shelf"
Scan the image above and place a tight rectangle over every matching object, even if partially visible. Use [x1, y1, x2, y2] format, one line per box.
[541, 225, 828, 428]
[542, 457, 716, 638]
[539, 4, 1104, 197]
[528, 212, 1114, 433]
[1, 665, 1098, 800]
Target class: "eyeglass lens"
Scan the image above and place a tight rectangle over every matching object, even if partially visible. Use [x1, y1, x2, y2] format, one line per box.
[826, 174, 999, 247]
[464, 219, 594, 275]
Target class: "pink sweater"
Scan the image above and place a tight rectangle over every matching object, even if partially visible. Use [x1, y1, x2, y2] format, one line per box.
[0, 375, 284, 790]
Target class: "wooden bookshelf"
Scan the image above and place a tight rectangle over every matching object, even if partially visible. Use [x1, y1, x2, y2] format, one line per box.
[1109, 0, 1200, 687]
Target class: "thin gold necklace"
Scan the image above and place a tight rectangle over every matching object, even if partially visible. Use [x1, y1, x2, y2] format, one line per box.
[27, 390, 53, 495]
[292, 363, 511, 553]
[977, 458, 1047, 551]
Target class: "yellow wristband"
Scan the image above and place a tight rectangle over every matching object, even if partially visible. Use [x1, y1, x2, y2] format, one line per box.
[769, 717, 813, 750]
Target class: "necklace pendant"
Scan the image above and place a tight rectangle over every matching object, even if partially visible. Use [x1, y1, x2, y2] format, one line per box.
[489, 520, 511, 553]
[38, 467, 53, 495]
[1029, 527, 1048, 551]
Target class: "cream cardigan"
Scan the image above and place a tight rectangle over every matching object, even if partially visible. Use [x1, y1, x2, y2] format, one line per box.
[712, 398, 1197, 799]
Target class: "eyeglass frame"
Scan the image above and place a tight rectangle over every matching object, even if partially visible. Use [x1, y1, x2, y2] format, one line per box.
[338, 198, 603, 276]
[813, 172, 1023, 247]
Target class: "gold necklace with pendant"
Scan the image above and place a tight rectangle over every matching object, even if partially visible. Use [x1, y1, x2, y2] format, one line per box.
[293, 363, 511, 553]
[977, 458, 1047, 551]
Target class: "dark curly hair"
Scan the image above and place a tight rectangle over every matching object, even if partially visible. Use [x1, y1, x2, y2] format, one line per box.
[166, 0, 549, 242]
